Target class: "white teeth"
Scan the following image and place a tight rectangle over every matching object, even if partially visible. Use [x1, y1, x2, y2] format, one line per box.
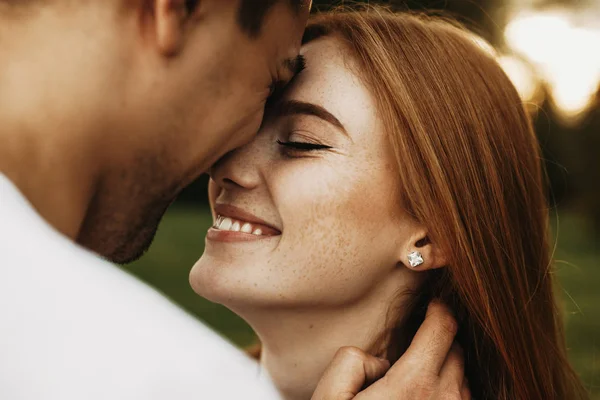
[213, 216, 222, 228]
[241, 223, 253, 233]
[213, 215, 268, 236]
[219, 217, 233, 230]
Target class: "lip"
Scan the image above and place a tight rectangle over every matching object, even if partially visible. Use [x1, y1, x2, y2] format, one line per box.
[206, 228, 279, 243]
[212, 203, 282, 234]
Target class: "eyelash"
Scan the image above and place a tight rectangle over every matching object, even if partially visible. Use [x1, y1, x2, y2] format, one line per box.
[276, 139, 332, 152]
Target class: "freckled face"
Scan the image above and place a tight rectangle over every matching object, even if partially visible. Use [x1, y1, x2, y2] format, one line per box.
[190, 38, 417, 311]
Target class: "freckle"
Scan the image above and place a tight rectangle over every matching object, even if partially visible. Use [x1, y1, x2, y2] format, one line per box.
[309, 324, 314, 329]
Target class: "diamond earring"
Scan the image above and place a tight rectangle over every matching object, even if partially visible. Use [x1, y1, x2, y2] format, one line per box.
[407, 251, 424, 268]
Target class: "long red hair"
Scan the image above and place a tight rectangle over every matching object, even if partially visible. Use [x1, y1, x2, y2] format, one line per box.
[295, 8, 588, 400]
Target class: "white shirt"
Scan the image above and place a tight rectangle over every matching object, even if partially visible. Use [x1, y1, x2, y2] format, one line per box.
[0, 174, 280, 400]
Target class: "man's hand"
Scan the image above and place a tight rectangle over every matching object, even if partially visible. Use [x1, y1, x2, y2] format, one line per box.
[312, 302, 470, 400]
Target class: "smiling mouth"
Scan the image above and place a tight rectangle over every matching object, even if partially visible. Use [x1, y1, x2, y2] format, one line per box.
[213, 215, 281, 236]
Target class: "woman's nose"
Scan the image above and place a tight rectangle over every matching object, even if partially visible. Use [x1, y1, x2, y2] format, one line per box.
[209, 141, 263, 192]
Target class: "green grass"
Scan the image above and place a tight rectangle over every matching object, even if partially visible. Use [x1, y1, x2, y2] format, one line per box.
[552, 213, 600, 396]
[124, 205, 599, 398]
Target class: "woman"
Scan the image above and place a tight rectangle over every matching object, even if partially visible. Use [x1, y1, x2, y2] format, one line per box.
[190, 9, 588, 400]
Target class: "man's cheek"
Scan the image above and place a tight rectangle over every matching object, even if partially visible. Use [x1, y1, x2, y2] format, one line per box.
[237, 110, 264, 148]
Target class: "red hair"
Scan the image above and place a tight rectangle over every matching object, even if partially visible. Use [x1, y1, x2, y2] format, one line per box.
[297, 9, 588, 400]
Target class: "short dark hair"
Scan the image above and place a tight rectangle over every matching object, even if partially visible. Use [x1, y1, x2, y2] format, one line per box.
[238, 0, 303, 38]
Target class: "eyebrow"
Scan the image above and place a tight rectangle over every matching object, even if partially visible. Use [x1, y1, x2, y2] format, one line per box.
[282, 54, 307, 76]
[275, 99, 349, 137]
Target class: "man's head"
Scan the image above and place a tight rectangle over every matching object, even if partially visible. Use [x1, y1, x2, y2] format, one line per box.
[1, 0, 309, 263]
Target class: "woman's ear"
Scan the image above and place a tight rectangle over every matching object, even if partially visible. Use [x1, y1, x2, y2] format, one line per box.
[398, 230, 447, 271]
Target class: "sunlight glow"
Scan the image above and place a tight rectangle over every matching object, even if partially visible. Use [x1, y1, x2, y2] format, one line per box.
[504, 9, 600, 119]
[497, 55, 539, 103]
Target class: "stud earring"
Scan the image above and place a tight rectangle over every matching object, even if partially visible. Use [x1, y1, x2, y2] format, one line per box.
[407, 251, 424, 268]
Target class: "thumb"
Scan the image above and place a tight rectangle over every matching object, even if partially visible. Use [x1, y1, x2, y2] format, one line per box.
[312, 347, 390, 400]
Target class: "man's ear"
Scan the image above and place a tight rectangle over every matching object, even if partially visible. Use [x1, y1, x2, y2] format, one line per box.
[398, 229, 448, 271]
[153, 0, 196, 56]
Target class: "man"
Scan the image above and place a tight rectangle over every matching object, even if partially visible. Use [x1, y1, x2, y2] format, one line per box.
[0, 0, 468, 398]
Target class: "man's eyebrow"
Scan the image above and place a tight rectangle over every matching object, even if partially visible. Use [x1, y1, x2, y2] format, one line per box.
[275, 99, 349, 137]
[282, 54, 307, 76]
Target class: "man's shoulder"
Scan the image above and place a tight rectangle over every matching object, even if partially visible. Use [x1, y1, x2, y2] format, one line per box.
[0, 178, 278, 399]
[0, 174, 201, 343]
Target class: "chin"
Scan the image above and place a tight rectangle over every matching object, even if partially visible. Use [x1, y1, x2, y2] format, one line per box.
[189, 254, 289, 311]
[78, 207, 163, 264]
[189, 260, 223, 303]
[106, 229, 157, 264]
[190, 256, 250, 305]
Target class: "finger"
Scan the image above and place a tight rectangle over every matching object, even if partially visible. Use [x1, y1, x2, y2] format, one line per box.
[312, 347, 390, 400]
[439, 342, 465, 391]
[394, 301, 458, 375]
[363, 355, 391, 386]
[439, 342, 464, 383]
[461, 378, 471, 400]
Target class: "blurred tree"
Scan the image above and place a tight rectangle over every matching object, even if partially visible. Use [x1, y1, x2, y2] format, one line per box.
[531, 90, 600, 230]
[573, 91, 600, 231]
[531, 94, 572, 209]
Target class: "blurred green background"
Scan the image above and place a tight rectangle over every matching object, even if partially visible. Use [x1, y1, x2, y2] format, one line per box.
[124, 0, 600, 397]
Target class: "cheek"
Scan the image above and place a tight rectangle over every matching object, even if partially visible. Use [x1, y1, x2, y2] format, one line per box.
[182, 97, 265, 176]
[271, 159, 402, 304]
[231, 107, 264, 149]
[214, 84, 267, 152]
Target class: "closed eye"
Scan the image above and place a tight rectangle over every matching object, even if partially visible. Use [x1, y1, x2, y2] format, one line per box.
[277, 139, 332, 151]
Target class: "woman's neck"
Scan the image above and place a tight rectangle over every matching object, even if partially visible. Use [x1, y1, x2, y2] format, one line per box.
[261, 309, 386, 400]
[242, 282, 412, 400]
